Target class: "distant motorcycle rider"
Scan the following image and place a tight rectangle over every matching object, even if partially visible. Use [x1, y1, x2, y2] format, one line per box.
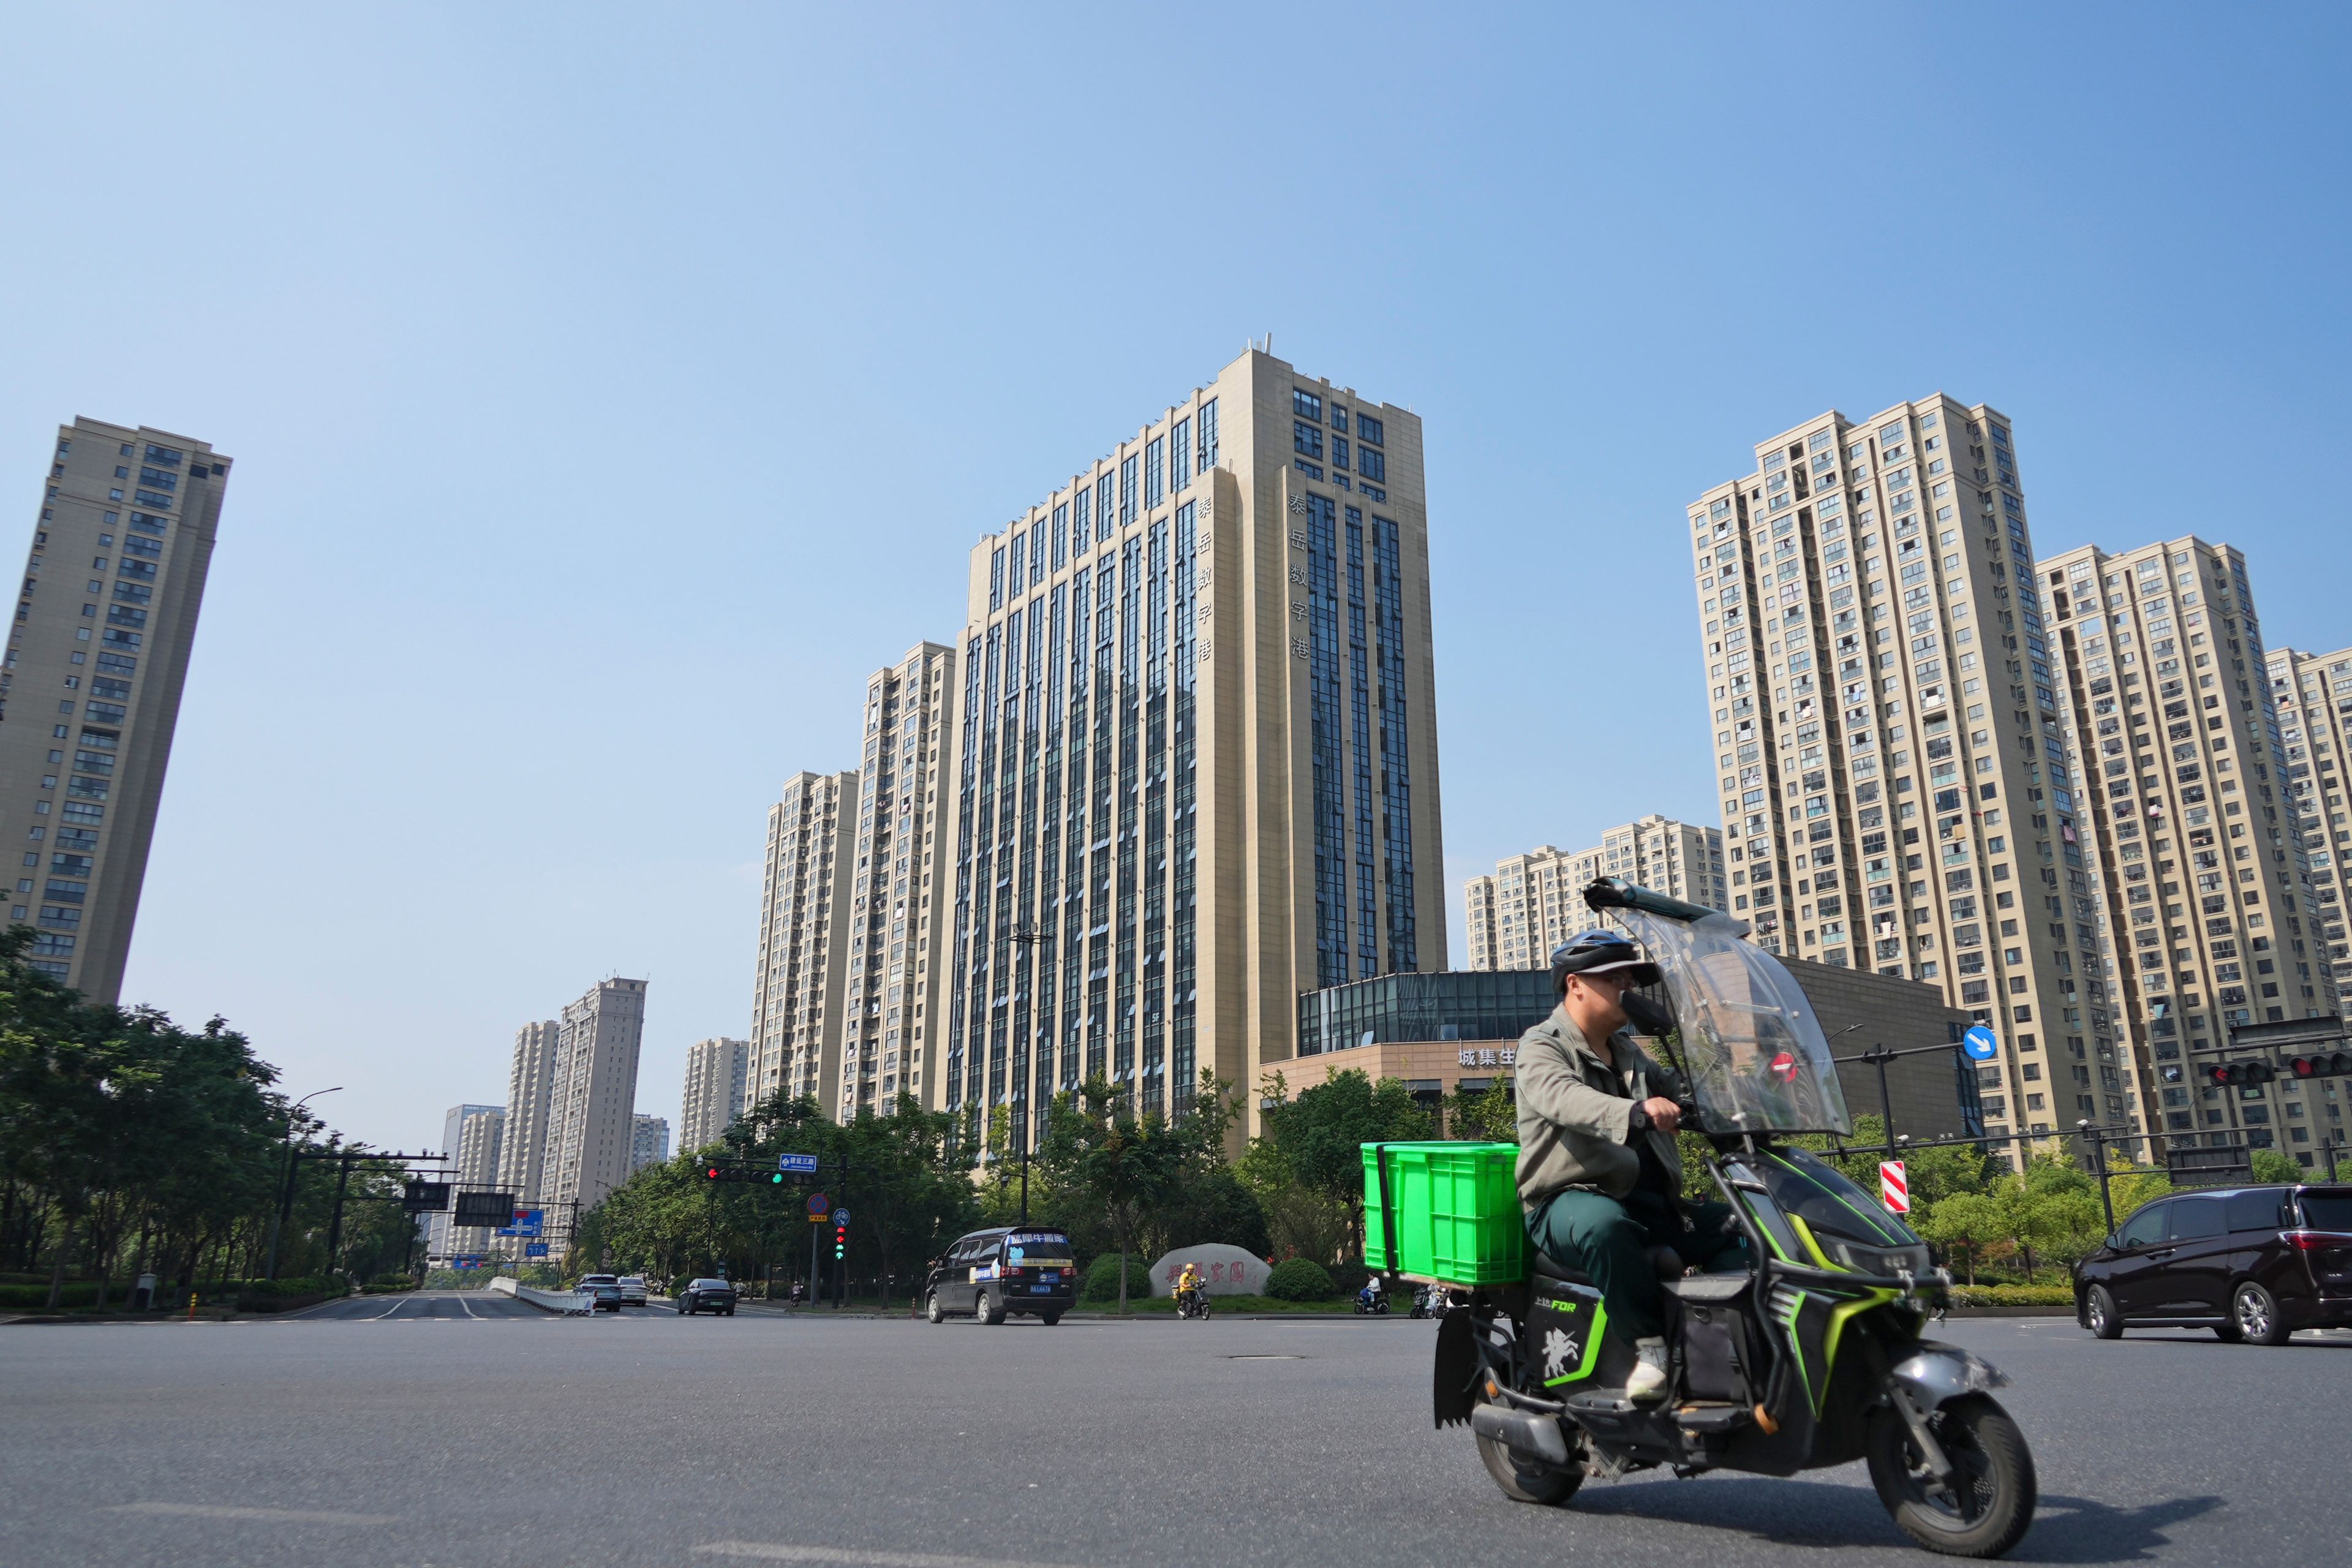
[1515, 930, 1746, 1403]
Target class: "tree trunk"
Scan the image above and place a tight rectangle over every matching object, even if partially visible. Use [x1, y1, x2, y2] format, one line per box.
[44, 1215, 74, 1311]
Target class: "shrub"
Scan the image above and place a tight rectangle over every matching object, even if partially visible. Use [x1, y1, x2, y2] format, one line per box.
[1327, 1259, 1370, 1298]
[1264, 1258, 1336, 1301]
[1947, 1283, 2075, 1308]
[1080, 1255, 1153, 1302]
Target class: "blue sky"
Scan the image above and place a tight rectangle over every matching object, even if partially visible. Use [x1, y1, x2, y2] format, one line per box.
[2, 5, 2345, 1152]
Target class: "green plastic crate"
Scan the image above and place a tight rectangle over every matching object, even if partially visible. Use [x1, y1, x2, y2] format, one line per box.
[1362, 1141, 1528, 1286]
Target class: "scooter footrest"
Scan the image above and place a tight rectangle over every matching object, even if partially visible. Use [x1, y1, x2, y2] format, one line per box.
[1670, 1403, 1748, 1433]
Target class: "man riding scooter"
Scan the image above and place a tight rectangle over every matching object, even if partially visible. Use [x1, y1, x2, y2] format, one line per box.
[1516, 929, 1746, 1403]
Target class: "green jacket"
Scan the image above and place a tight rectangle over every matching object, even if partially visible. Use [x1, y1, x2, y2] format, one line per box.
[1513, 1002, 1690, 1207]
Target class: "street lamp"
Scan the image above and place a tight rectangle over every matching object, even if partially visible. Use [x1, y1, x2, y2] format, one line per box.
[264, 1087, 342, 1281]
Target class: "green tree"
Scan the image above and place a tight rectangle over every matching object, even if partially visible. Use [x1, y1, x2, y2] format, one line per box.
[2250, 1149, 2304, 1185]
[1250, 1068, 1431, 1257]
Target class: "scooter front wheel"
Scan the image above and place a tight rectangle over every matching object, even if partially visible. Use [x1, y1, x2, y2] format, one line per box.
[1864, 1395, 2036, 1558]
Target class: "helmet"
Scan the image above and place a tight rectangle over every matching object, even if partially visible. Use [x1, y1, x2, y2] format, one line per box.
[1549, 929, 1662, 995]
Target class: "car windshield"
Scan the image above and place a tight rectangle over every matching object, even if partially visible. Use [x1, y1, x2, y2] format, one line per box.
[580, 1275, 616, 1284]
[2299, 1193, 2352, 1231]
[692, 1280, 731, 1291]
[1004, 1231, 1073, 1265]
[1610, 899, 1854, 1136]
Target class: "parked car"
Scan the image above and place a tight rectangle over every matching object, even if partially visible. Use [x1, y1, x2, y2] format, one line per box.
[616, 1276, 649, 1306]
[677, 1278, 737, 1316]
[2073, 1182, 2352, 1344]
[924, 1227, 1075, 1325]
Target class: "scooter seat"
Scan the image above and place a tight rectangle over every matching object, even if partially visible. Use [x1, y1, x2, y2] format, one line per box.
[1531, 1246, 1686, 1284]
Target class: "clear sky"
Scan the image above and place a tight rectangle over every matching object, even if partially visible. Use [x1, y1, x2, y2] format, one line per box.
[2, 4, 2345, 1153]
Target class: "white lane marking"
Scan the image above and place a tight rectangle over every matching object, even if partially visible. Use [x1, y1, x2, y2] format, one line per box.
[372, 1297, 407, 1321]
[459, 1294, 481, 1321]
[109, 1502, 394, 1526]
[694, 1545, 1087, 1568]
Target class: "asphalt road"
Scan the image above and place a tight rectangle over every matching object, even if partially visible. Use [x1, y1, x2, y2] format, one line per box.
[1, 1292, 2344, 1567]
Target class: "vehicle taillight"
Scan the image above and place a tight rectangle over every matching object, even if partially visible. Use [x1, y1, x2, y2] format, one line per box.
[2280, 1231, 2338, 1251]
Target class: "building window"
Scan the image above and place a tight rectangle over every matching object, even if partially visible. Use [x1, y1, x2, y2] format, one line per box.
[1293, 389, 1322, 421]
[1294, 421, 1324, 459]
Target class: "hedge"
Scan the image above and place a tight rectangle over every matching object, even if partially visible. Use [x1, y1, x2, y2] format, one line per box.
[1264, 1259, 1336, 1301]
[1080, 1255, 1155, 1302]
[1947, 1284, 2075, 1307]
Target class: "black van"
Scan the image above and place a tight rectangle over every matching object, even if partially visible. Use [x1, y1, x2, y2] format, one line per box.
[924, 1226, 1076, 1325]
[2073, 1183, 2352, 1344]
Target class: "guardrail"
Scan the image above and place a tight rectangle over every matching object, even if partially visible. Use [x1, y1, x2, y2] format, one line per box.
[489, 1275, 590, 1316]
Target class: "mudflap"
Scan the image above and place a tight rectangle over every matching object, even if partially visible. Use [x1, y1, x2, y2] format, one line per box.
[1433, 1306, 1478, 1428]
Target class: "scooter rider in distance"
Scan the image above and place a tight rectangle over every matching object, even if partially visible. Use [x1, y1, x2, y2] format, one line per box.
[1516, 930, 1747, 1403]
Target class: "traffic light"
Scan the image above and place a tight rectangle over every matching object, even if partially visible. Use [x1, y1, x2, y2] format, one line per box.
[2209, 1060, 2277, 1087]
[767, 1170, 786, 1185]
[833, 1219, 846, 1261]
[2288, 1050, 2352, 1079]
[704, 1165, 722, 1182]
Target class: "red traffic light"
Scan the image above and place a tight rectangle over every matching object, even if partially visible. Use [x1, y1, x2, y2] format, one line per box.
[706, 1166, 722, 1180]
[2211, 1060, 2278, 1087]
[2288, 1050, 2352, 1079]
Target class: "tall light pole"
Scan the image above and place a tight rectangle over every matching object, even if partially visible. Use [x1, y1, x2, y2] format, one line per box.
[264, 1087, 342, 1281]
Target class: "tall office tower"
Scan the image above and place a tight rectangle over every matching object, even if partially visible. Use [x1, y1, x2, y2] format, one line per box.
[445, 1107, 507, 1257]
[629, 1114, 669, 1174]
[2039, 539, 2340, 1159]
[940, 348, 1444, 1144]
[1464, 816, 1728, 971]
[496, 1020, 560, 1205]
[677, 1036, 750, 1154]
[544, 978, 647, 1238]
[1691, 398, 2075, 1158]
[840, 641, 959, 1118]
[427, 1102, 501, 1257]
[4, 420, 228, 1001]
[2270, 645, 2352, 1000]
[748, 771, 856, 1107]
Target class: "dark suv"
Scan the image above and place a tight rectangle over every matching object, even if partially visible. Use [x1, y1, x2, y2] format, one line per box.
[2073, 1183, 2352, 1344]
[924, 1227, 1075, 1325]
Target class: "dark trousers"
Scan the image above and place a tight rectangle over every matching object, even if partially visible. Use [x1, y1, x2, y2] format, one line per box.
[1528, 1186, 1746, 1340]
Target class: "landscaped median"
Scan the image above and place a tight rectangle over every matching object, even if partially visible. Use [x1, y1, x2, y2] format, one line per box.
[1943, 1283, 2076, 1316]
[1072, 1293, 1360, 1316]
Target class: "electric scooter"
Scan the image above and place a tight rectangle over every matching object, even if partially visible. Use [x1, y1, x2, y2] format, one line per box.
[1427, 879, 2036, 1559]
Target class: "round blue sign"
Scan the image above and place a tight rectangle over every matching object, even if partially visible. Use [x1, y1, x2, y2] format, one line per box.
[1963, 1025, 1999, 1062]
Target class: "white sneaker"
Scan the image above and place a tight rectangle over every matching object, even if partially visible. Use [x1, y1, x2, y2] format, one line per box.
[1627, 1336, 1670, 1403]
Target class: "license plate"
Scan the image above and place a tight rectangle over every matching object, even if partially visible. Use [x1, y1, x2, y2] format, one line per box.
[1031, 1284, 1055, 1294]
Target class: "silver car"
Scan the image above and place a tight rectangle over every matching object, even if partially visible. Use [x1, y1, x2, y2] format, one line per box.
[617, 1275, 649, 1306]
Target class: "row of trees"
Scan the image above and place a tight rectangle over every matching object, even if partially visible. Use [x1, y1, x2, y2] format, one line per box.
[572, 1066, 1443, 1305]
[573, 1056, 2310, 1299]
[0, 928, 408, 1308]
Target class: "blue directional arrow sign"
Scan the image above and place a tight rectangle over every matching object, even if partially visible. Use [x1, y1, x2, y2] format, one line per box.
[778, 1153, 820, 1174]
[1963, 1025, 1999, 1062]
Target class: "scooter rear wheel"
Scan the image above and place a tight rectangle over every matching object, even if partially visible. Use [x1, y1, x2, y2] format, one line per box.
[1472, 1390, 1583, 1507]
[1864, 1395, 2035, 1558]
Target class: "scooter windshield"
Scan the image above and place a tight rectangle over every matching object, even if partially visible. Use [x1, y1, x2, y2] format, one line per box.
[1608, 898, 1855, 1137]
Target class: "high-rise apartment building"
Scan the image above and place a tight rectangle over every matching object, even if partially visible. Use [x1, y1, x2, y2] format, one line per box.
[939, 348, 1444, 1143]
[839, 643, 959, 1118]
[629, 1113, 669, 1174]
[1464, 816, 1727, 971]
[749, 771, 856, 1106]
[544, 978, 647, 1239]
[427, 1102, 501, 1259]
[1690, 398, 2076, 1158]
[2271, 645, 2352, 998]
[443, 1107, 507, 1258]
[2037, 538, 2340, 1159]
[677, 1036, 750, 1154]
[4, 419, 228, 1001]
[496, 1020, 560, 1205]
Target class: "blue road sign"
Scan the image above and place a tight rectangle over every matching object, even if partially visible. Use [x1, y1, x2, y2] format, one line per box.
[832, 1207, 850, 1226]
[778, 1153, 820, 1174]
[1963, 1025, 1999, 1062]
[524, 1242, 549, 1259]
